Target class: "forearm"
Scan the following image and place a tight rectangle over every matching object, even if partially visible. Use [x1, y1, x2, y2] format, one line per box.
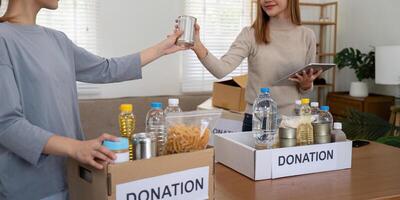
[192, 41, 208, 59]
[140, 42, 165, 67]
[43, 135, 80, 157]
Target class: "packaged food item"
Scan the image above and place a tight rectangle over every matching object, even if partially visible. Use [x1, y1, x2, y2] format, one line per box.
[102, 137, 130, 163]
[165, 110, 222, 154]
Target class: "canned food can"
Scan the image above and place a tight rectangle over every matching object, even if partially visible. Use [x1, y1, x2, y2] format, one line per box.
[279, 127, 297, 139]
[133, 133, 156, 160]
[312, 122, 331, 136]
[314, 135, 331, 144]
[176, 15, 197, 47]
[279, 138, 297, 148]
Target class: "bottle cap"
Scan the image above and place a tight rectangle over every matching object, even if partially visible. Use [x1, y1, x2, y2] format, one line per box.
[151, 102, 163, 109]
[301, 98, 310, 105]
[260, 88, 270, 93]
[168, 98, 179, 106]
[120, 104, 133, 112]
[295, 100, 302, 105]
[310, 102, 319, 107]
[103, 137, 129, 151]
[333, 122, 342, 130]
[320, 106, 330, 112]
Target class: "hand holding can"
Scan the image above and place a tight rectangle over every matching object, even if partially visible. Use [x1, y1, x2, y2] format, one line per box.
[175, 15, 197, 48]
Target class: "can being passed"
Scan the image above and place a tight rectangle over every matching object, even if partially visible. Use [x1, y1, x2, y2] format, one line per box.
[133, 133, 156, 160]
[176, 15, 197, 47]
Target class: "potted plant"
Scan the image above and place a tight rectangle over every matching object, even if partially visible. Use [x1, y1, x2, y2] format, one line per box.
[334, 47, 375, 97]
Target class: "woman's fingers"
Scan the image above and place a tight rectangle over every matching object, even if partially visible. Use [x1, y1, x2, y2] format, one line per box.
[89, 159, 104, 170]
[92, 151, 111, 163]
[289, 77, 300, 83]
[98, 133, 119, 143]
[98, 146, 116, 160]
[294, 73, 304, 81]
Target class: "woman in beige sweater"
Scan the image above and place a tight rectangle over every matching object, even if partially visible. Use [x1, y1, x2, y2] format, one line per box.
[192, 0, 322, 131]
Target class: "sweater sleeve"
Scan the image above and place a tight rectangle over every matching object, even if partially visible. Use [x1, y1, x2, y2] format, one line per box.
[300, 28, 317, 95]
[0, 65, 53, 166]
[199, 27, 253, 79]
[61, 33, 142, 84]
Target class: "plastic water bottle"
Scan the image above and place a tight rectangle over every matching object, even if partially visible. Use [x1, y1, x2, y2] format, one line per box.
[317, 106, 333, 128]
[310, 102, 319, 122]
[164, 98, 182, 114]
[294, 100, 302, 116]
[145, 102, 166, 156]
[252, 88, 279, 149]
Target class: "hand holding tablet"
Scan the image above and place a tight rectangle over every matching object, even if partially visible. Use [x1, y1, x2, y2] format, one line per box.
[273, 63, 336, 86]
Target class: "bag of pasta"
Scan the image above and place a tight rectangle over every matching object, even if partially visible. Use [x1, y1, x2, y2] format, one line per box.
[165, 110, 222, 154]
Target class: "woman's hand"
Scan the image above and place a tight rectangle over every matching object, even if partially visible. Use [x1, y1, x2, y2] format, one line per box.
[191, 23, 208, 59]
[140, 28, 187, 66]
[69, 133, 118, 169]
[289, 68, 323, 91]
[159, 29, 188, 55]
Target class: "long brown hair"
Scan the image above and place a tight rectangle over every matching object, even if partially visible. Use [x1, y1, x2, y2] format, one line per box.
[251, 0, 301, 44]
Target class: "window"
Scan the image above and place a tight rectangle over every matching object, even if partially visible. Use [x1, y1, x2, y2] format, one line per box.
[182, 0, 252, 93]
[1, 0, 99, 94]
[1, 0, 98, 53]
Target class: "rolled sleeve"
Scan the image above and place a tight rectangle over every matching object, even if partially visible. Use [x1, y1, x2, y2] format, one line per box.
[0, 65, 53, 165]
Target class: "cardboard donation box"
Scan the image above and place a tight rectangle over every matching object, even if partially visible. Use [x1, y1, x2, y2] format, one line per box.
[215, 132, 352, 180]
[197, 98, 244, 146]
[212, 75, 248, 112]
[68, 148, 214, 200]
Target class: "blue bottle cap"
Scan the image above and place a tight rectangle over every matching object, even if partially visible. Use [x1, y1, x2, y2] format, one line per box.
[103, 137, 129, 151]
[260, 88, 270, 93]
[320, 106, 330, 111]
[150, 102, 163, 109]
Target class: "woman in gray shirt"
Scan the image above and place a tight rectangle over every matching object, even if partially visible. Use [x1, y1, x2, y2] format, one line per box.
[0, 0, 185, 199]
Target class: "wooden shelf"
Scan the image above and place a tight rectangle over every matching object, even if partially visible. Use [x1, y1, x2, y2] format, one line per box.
[302, 21, 336, 25]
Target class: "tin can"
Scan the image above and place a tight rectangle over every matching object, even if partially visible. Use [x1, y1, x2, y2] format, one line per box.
[133, 133, 156, 160]
[176, 15, 197, 47]
[279, 127, 297, 139]
[312, 122, 331, 136]
[314, 135, 331, 144]
[280, 138, 297, 148]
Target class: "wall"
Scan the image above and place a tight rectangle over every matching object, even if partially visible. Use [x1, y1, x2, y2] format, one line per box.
[79, 0, 184, 99]
[335, 0, 400, 98]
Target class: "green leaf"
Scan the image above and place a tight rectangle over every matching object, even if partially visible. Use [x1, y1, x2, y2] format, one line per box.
[341, 109, 398, 141]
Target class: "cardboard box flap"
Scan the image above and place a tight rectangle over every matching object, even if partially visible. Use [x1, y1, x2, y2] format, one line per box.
[232, 75, 248, 88]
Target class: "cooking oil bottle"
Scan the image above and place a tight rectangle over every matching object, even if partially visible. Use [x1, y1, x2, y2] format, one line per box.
[297, 98, 314, 145]
[119, 104, 135, 160]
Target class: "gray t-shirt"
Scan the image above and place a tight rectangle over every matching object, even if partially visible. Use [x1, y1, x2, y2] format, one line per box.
[0, 22, 142, 199]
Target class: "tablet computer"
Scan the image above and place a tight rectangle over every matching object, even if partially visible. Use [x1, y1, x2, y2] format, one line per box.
[272, 63, 336, 86]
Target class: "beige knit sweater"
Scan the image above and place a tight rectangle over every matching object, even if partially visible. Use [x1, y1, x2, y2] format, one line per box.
[200, 20, 316, 115]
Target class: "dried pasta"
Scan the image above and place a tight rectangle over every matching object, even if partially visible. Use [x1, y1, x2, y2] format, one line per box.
[166, 124, 210, 154]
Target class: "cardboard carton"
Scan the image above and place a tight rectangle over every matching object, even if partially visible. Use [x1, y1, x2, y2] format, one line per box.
[68, 148, 214, 200]
[212, 75, 248, 112]
[215, 132, 352, 180]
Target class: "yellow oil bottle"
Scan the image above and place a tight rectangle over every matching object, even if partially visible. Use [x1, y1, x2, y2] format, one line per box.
[119, 104, 135, 160]
[297, 98, 314, 145]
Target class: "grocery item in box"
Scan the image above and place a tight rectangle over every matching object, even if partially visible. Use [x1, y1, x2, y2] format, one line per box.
[165, 110, 222, 154]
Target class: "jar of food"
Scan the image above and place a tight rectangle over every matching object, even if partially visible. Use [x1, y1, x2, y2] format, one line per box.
[103, 137, 130, 163]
